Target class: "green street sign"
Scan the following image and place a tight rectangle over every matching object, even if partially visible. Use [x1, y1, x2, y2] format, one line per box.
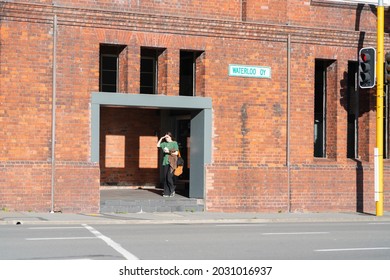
[228, 64, 271, 79]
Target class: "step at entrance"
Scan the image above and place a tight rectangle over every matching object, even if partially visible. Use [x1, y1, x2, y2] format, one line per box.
[100, 188, 204, 213]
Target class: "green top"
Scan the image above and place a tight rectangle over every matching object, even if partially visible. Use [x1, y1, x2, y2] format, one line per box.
[160, 141, 179, 166]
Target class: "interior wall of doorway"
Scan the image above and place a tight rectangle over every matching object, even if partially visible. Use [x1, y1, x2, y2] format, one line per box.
[100, 107, 161, 187]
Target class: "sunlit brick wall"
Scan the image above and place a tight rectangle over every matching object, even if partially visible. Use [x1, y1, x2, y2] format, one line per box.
[1, 0, 389, 213]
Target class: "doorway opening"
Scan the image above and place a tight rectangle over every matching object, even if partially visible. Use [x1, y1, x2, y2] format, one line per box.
[91, 92, 212, 201]
[99, 107, 192, 197]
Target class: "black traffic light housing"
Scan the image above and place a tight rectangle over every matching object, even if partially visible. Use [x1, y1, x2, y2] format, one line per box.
[385, 52, 390, 84]
[359, 47, 376, 89]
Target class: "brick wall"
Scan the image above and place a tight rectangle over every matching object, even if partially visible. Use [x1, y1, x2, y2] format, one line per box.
[0, 162, 51, 212]
[54, 163, 100, 213]
[0, 3, 102, 212]
[0, 20, 52, 162]
[1, 0, 390, 213]
[21, 0, 389, 32]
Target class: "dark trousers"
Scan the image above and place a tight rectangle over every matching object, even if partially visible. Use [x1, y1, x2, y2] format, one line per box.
[163, 165, 175, 195]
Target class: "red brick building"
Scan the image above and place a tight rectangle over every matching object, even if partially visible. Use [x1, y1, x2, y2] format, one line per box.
[1, 0, 390, 213]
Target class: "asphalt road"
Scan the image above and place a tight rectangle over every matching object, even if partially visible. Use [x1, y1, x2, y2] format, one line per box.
[0, 221, 390, 260]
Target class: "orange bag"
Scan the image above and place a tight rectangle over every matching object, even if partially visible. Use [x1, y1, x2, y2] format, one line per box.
[174, 165, 183, 176]
[174, 151, 184, 176]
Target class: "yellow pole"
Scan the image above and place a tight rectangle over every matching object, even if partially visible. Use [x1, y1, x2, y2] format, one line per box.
[376, 1, 384, 216]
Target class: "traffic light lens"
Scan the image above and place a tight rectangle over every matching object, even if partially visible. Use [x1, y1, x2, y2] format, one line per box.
[361, 63, 370, 72]
[360, 72, 371, 82]
[361, 53, 370, 62]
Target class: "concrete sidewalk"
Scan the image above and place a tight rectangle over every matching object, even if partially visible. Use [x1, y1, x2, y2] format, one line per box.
[1, 210, 390, 225]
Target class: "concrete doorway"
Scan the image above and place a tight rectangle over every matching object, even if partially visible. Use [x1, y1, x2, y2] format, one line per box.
[91, 93, 212, 211]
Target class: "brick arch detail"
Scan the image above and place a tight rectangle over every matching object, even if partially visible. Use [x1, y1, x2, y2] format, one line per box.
[94, 29, 135, 45]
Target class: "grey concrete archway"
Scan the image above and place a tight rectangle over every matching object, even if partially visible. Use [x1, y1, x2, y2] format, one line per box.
[91, 92, 212, 198]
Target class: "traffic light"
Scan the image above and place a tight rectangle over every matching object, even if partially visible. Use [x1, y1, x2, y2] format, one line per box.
[385, 52, 390, 84]
[359, 47, 376, 88]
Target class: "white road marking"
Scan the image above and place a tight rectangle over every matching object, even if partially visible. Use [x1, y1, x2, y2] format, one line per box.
[26, 237, 97, 241]
[262, 232, 329, 235]
[215, 224, 266, 227]
[316, 247, 390, 252]
[82, 224, 139, 260]
[28, 227, 85, 230]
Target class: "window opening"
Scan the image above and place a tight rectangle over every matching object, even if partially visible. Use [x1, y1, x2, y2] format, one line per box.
[140, 51, 156, 94]
[140, 48, 165, 94]
[100, 44, 126, 92]
[314, 59, 337, 158]
[180, 50, 204, 96]
[314, 60, 327, 158]
[180, 51, 195, 96]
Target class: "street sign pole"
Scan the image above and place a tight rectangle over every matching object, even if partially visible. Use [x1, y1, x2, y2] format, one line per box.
[376, 0, 384, 216]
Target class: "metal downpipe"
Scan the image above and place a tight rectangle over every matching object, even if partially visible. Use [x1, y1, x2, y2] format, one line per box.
[287, 34, 291, 213]
[50, 14, 57, 213]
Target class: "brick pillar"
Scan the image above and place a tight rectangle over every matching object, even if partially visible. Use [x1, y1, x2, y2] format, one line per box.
[167, 48, 179, 96]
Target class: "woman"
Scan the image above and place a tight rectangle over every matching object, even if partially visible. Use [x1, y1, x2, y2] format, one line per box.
[157, 132, 179, 197]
